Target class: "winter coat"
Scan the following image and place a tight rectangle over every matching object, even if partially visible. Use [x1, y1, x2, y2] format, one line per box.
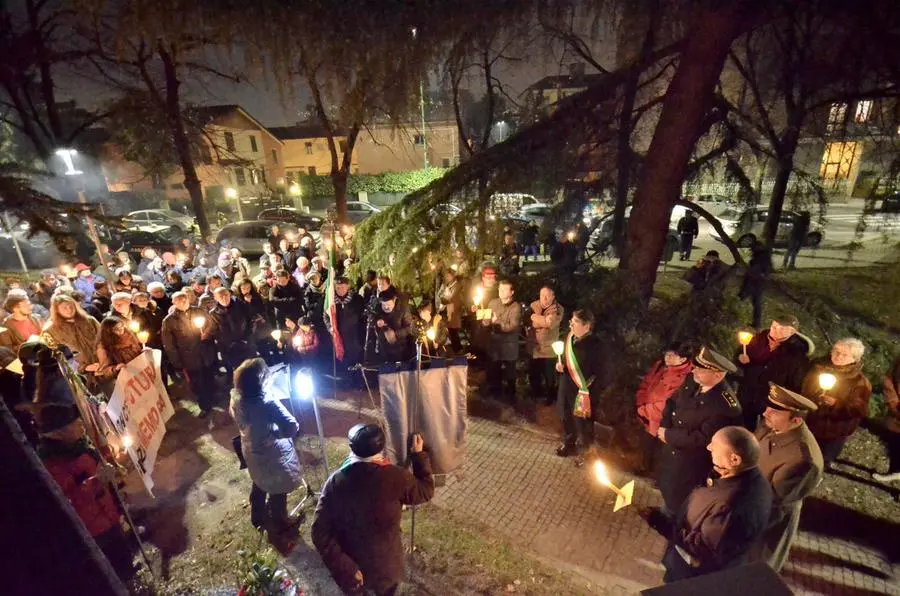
[677, 215, 699, 238]
[271, 282, 304, 327]
[312, 453, 434, 593]
[304, 282, 326, 328]
[486, 297, 521, 362]
[557, 333, 605, 417]
[438, 279, 464, 329]
[372, 303, 415, 363]
[683, 260, 728, 293]
[658, 379, 743, 514]
[161, 307, 211, 371]
[135, 305, 164, 349]
[751, 421, 823, 571]
[230, 391, 302, 495]
[95, 339, 143, 380]
[38, 439, 121, 538]
[635, 359, 693, 436]
[739, 247, 773, 298]
[329, 291, 364, 364]
[803, 358, 872, 442]
[73, 275, 101, 299]
[42, 316, 101, 370]
[666, 468, 772, 580]
[527, 300, 564, 359]
[737, 332, 813, 423]
[206, 299, 255, 366]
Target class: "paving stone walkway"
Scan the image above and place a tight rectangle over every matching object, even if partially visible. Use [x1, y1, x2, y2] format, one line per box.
[324, 391, 900, 595]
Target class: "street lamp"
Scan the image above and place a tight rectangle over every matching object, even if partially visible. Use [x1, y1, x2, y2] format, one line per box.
[226, 187, 243, 221]
[411, 26, 428, 171]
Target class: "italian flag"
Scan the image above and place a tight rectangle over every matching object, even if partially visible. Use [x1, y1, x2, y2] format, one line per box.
[324, 244, 345, 361]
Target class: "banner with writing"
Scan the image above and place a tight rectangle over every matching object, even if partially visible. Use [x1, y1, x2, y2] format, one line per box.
[104, 348, 175, 494]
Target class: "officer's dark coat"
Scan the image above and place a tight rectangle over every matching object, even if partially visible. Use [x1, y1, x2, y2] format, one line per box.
[658, 378, 743, 513]
[664, 467, 773, 581]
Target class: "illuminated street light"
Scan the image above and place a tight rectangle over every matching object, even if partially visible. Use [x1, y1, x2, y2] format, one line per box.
[55, 148, 82, 176]
[289, 183, 301, 197]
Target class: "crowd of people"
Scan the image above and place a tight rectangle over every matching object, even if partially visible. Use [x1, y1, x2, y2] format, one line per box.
[1, 219, 898, 592]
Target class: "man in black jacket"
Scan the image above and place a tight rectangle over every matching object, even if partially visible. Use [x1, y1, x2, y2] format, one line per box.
[663, 426, 773, 582]
[676, 211, 699, 261]
[204, 287, 256, 374]
[555, 309, 604, 464]
[657, 346, 743, 516]
[162, 291, 215, 414]
[370, 287, 414, 364]
[312, 424, 434, 595]
[270, 270, 304, 328]
[330, 276, 364, 370]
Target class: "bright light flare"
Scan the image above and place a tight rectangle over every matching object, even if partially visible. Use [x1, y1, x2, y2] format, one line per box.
[473, 286, 484, 306]
[552, 340, 565, 357]
[271, 329, 282, 342]
[137, 330, 150, 344]
[122, 434, 134, 449]
[593, 460, 611, 487]
[192, 316, 206, 329]
[225, 187, 238, 199]
[567, 230, 576, 241]
[426, 328, 436, 341]
[128, 320, 141, 333]
[294, 371, 314, 400]
[818, 373, 837, 391]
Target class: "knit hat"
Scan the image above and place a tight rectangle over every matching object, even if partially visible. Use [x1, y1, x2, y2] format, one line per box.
[348, 424, 385, 458]
[38, 404, 80, 433]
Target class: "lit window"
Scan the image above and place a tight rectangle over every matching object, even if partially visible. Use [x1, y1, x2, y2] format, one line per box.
[414, 134, 424, 145]
[234, 167, 246, 186]
[827, 103, 847, 134]
[820, 142, 858, 186]
[855, 100, 872, 123]
[225, 131, 235, 152]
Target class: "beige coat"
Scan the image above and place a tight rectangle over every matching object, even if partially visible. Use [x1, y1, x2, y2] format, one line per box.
[751, 421, 823, 571]
[527, 300, 563, 359]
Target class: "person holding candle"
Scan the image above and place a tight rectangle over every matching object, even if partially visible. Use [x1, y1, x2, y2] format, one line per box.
[736, 314, 813, 431]
[802, 338, 872, 467]
[750, 383, 823, 571]
[162, 292, 216, 416]
[662, 426, 772, 582]
[657, 346, 742, 517]
[94, 317, 144, 385]
[437, 268, 464, 354]
[527, 285, 565, 405]
[555, 309, 604, 464]
[484, 279, 522, 402]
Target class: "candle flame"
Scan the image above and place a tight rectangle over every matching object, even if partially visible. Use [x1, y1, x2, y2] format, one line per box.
[738, 331, 754, 346]
[552, 340, 565, 356]
[426, 328, 436, 341]
[192, 316, 206, 329]
[271, 329, 282, 342]
[122, 434, 134, 449]
[593, 460, 611, 487]
[128, 320, 141, 333]
[137, 330, 150, 344]
[818, 372, 837, 391]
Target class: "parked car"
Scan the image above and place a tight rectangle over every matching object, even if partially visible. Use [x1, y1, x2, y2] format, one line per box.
[519, 203, 553, 227]
[112, 228, 182, 259]
[589, 214, 679, 261]
[880, 193, 900, 213]
[712, 206, 823, 248]
[123, 209, 197, 235]
[216, 220, 298, 256]
[344, 201, 382, 224]
[258, 208, 323, 238]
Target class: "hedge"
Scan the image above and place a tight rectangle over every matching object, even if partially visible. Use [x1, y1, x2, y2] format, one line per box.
[297, 169, 449, 198]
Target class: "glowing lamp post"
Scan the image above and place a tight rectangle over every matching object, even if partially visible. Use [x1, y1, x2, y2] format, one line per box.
[738, 331, 754, 357]
[593, 461, 635, 512]
[552, 340, 565, 366]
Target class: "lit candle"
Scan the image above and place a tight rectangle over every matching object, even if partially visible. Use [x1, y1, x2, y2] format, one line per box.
[567, 230, 576, 241]
[271, 329, 282, 342]
[473, 286, 483, 307]
[291, 335, 302, 348]
[128, 320, 141, 333]
[738, 331, 754, 357]
[192, 316, 206, 329]
[552, 340, 565, 366]
[818, 372, 837, 392]
[593, 460, 636, 512]
[137, 330, 150, 344]
[122, 434, 134, 449]
[426, 328, 436, 341]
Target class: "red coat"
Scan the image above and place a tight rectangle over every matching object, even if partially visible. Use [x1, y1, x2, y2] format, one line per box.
[635, 359, 693, 435]
[41, 444, 121, 537]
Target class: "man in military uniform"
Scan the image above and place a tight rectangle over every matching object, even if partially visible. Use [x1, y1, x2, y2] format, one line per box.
[663, 426, 773, 582]
[750, 383, 823, 571]
[657, 346, 742, 516]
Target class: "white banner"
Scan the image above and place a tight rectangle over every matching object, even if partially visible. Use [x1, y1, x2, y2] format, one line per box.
[104, 348, 175, 494]
[379, 357, 468, 475]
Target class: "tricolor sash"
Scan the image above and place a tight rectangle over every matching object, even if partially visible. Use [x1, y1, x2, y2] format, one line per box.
[565, 332, 592, 418]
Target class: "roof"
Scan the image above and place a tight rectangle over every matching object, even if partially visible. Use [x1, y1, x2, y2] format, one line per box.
[270, 123, 344, 140]
[528, 73, 607, 92]
[190, 104, 283, 145]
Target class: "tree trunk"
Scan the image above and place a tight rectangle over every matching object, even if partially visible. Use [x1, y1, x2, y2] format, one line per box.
[623, 0, 759, 304]
[762, 129, 800, 247]
[158, 45, 210, 239]
[331, 169, 349, 224]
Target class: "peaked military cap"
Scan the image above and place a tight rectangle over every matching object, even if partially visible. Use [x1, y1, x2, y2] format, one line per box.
[767, 382, 817, 413]
[693, 345, 737, 374]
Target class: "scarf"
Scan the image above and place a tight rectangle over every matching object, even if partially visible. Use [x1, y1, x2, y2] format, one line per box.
[336, 291, 354, 307]
[565, 332, 592, 418]
[339, 452, 389, 471]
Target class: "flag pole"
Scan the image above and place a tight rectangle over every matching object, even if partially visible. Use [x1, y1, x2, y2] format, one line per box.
[408, 339, 422, 555]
